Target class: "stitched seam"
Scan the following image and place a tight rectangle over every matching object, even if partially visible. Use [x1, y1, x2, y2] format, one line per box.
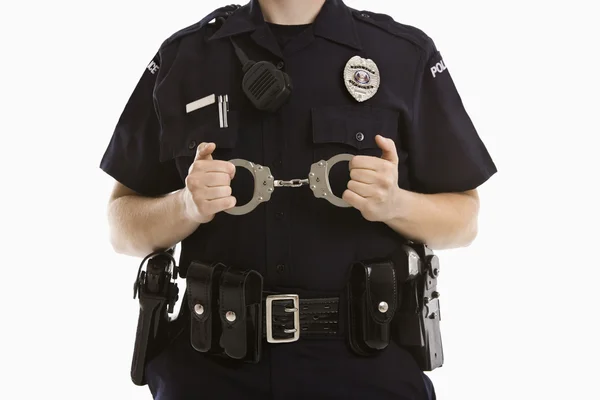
[219, 273, 226, 325]
[302, 310, 338, 314]
[238, 272, 245, 321]
[303, 320, 338, 324]
[391, 267, 398, 315]
[301, 300, 338, 305]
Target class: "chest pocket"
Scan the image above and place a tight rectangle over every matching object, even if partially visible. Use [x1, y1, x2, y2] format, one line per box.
[311, 105, 400, 160]
[310, 105, 403, 198]
[158, 103, 240, 163]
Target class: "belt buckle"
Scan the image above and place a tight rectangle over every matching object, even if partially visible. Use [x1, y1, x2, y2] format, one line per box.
[265, 294, 300, 343]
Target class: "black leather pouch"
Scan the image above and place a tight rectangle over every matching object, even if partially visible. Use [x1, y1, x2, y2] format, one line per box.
[347, 260, 398, 356]
[218, 268, 263, 362]
[186, 261, 227, 353]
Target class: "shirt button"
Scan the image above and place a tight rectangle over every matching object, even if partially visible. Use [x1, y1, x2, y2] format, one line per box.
[275, 211, 284, 219]
[276, 264, 286, 273]
[188, 140, 197, 149]
[274, 159, 283, 167]
[276, 61, 285, 69]
[361, 12, 370, 18]
[355, 132, 364, 141]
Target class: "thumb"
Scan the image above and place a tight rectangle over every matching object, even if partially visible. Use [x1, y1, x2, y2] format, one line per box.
[376, 135, 399, 165]
[194, 142, 215, 161]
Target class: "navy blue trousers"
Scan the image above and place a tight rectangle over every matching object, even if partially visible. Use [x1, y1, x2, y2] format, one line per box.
[146, 322, 437, 400]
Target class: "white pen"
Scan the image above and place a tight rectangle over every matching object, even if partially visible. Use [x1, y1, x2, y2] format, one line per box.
[186, 93, 216, 114]
[218, 95, 224, 128]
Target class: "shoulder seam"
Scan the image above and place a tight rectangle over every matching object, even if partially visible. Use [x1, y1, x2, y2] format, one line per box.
[160, 4, 241, 49]
[350, 8, 435, 55]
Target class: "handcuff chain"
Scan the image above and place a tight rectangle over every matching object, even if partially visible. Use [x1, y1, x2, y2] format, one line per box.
[274, 178, 310, 188]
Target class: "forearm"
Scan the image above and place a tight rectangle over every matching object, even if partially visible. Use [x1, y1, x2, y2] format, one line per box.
[385, 188, 480, 250]
[108, 189, 200, 257]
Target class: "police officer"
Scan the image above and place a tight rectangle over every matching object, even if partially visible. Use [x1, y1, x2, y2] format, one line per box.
[100, 0, 496, 398]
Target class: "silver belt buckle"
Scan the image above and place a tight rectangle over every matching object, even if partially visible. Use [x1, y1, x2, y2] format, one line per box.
[265, 294, 300, 343]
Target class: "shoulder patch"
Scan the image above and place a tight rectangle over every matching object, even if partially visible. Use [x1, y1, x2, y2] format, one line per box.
[160, 4, 241, 49]
[351, 9, 434, 54]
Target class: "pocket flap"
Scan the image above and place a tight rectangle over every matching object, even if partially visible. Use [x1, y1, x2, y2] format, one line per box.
[311, 105, 399, 150]
[158, 110, 239, 162]
[364, 261, 398, 324]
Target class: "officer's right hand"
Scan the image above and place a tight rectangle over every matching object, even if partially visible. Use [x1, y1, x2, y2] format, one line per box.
[182, 142, 236, 224]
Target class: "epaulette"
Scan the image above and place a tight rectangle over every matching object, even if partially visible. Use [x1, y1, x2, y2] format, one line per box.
[351, 9, 434, 53]
[160, 4, 241, 49]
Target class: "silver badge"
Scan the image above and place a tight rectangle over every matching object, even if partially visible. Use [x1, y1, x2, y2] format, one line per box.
[343, 56, 380, 102]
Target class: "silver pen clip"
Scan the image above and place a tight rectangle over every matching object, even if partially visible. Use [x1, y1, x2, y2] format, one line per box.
[217, 95, 224, 128]
[223, 95, 229, 128]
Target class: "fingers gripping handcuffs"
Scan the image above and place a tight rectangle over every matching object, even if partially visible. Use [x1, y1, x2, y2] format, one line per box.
[225, 154, 354, 215]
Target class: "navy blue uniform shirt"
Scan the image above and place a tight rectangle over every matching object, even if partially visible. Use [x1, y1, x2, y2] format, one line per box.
[100, 1, 496, 398]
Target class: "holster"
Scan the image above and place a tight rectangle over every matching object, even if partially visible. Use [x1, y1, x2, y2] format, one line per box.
[131, 251, 179, 386]
[346, 260, 398, 356]
[186, 261, 263, 363]
[391, 243, 444, 371]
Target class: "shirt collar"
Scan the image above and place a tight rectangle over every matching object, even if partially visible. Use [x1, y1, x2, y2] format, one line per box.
[209, 0, 362, 50]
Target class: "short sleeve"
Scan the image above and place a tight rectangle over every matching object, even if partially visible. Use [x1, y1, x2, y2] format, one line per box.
[406, 41, 497, 194]
[99, 51, 184, 197]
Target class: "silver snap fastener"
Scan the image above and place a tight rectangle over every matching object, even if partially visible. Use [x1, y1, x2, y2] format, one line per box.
[194, 304, 204, 315]
[226, 311, 236, 322]
[356, 132, 364, 141]
[378, 301, 389, 313]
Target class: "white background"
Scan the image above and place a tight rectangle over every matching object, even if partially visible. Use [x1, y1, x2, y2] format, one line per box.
[1, 0, 598, 399]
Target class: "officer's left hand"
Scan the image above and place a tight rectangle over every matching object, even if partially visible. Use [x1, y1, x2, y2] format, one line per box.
[342, 135, 401, 222]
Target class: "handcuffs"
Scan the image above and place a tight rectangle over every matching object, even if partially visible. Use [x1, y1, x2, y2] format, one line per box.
[225, 153, 353, 215]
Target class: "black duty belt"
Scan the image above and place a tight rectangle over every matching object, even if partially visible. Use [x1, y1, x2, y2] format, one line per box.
[185, 261, 346, 362]
[262, 295, 341, 342]
[131, 241, 446, 387]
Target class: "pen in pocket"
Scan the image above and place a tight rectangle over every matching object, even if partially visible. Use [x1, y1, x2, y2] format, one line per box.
[218, 95, 224, 128]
